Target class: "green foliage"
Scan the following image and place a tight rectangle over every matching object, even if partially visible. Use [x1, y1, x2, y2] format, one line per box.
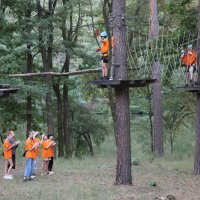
[132, 155, 140, 166]
[69, 99, 107, 157]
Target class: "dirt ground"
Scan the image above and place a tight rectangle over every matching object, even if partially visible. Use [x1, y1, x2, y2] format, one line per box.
[0, 153, 200, 200]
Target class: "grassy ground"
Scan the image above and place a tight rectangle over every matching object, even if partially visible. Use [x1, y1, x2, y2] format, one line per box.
[0, 137, 200, 200]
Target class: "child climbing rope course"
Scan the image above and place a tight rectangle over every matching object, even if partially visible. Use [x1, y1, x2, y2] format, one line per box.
[96, 30, 110, 80]
[181, 44, 197, 87]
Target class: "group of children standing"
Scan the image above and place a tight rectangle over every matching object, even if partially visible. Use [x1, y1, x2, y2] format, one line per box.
[3, 130, 56, 181]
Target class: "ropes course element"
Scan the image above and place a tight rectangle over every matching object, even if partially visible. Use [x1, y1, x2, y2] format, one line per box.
[8, 68, 101, 78]
[127, 30, 198, 86]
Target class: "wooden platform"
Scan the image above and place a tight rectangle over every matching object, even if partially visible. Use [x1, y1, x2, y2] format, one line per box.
[0, 84, 19, 99]
[88, 79, 156, 88]
[177, 86, 200, 93]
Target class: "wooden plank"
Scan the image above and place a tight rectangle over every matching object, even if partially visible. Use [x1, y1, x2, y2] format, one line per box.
[88, 79, 156, 88]
[9, 68, 101, 78]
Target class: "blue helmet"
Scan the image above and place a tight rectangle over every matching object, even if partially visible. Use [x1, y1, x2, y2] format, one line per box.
[100, 31, 107, 38]
[188, 44, 192, 49]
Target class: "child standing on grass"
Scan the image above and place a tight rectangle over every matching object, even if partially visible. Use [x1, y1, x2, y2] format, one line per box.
[33, 131, 40, 176]
[23, 131, 40, 181]
[3, 132, 14, 180]
[8, 130, 20, 170]
[41, 134, 55, 175]
[48, 134, 56, 175]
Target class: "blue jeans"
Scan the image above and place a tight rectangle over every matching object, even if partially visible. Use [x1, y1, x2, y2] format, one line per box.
[24, 158, 34, 177]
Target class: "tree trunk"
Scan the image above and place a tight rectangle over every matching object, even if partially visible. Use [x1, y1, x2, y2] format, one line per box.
[46, 78, 54, 134]
[36, 0, 56, 135]
[53, 83, 64, 157]
[63, 82, 71, 158]
[170, 130, 174, 154]
[26, 9, 33, 133]
[194, 0, 200, 175]
[149, 0, 164, 157]
[149, 0, 159, 39]
[146, 84, 153, 153]
[115, 87, 132, 185]
[194, 94, 200, 174]
[152, 61, 164, 156]
[26, 44, 33, 132]
[112, 0, 132, 185]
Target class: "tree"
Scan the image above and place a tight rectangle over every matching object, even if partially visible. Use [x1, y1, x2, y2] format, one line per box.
[149, 0, 164, 156]
[112, 0, 132, 185]
[194, 0, 200, 175]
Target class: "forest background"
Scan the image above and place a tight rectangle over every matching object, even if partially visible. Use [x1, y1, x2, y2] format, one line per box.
[0, 0, 199, 199]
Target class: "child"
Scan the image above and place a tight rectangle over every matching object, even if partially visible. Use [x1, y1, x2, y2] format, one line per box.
[41, 134, 55, 175]
[33, 131, 40, 176]
[23, 131, 39, 181]
[3, 132, 14, 180]
[8, 130, 20, 170]
[48, 134, 56, 175]
[96, 30, 110, 80]
[181, 44, 197, 86]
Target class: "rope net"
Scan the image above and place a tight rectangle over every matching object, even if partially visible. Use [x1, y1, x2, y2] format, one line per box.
[127, 30, 197, 86]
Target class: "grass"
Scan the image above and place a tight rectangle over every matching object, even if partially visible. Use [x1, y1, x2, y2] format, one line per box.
[0, 136, 200, 200]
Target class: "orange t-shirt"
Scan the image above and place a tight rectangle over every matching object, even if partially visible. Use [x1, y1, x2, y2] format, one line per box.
[48, 141, 55, 158]
[4, 139, 12, 159]
[42, 140, 51, 159]
[101, 39, 109, 57]
[34, 138, 40, 156]
[181, 50, 196, 66]
[25, 138, 36, 159]
[111, 36, 115, 48]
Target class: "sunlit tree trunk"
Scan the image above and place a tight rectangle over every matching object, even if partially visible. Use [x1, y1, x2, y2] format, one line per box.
[149, 0, 164, 156]
[112, 0, 132, 185]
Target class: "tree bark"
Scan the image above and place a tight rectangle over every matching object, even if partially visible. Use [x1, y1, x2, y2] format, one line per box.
[36, 0, 56, 135]
[53, 83, 64, 157]
[152, 61, 164, 156]
[26, 9, 33, 133]
[170, 130, 174, 154]
[194, 0, 200, 175]
[149, 0, 159, 40]
[112, 0, 132, 185]
[146, 84, 153, 153]
[149, 0, 164, 157]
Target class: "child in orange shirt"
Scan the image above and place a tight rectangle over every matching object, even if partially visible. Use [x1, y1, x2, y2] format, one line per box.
[23, 131, 40, 181]
[41, 134, 55, 175]
[48, 134, 56, 175]
[181, 44, 197, 86]
[96, 30, 110, 80]
[3, 132, 13, 180]
[33, 131, 40, 176]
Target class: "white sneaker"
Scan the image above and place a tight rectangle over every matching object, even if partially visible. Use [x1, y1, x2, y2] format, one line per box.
[3, 175, 9, 179]
[4, 175, 13, 180]
[30, 175, 36, 179]
[48, 171, 55, 175]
